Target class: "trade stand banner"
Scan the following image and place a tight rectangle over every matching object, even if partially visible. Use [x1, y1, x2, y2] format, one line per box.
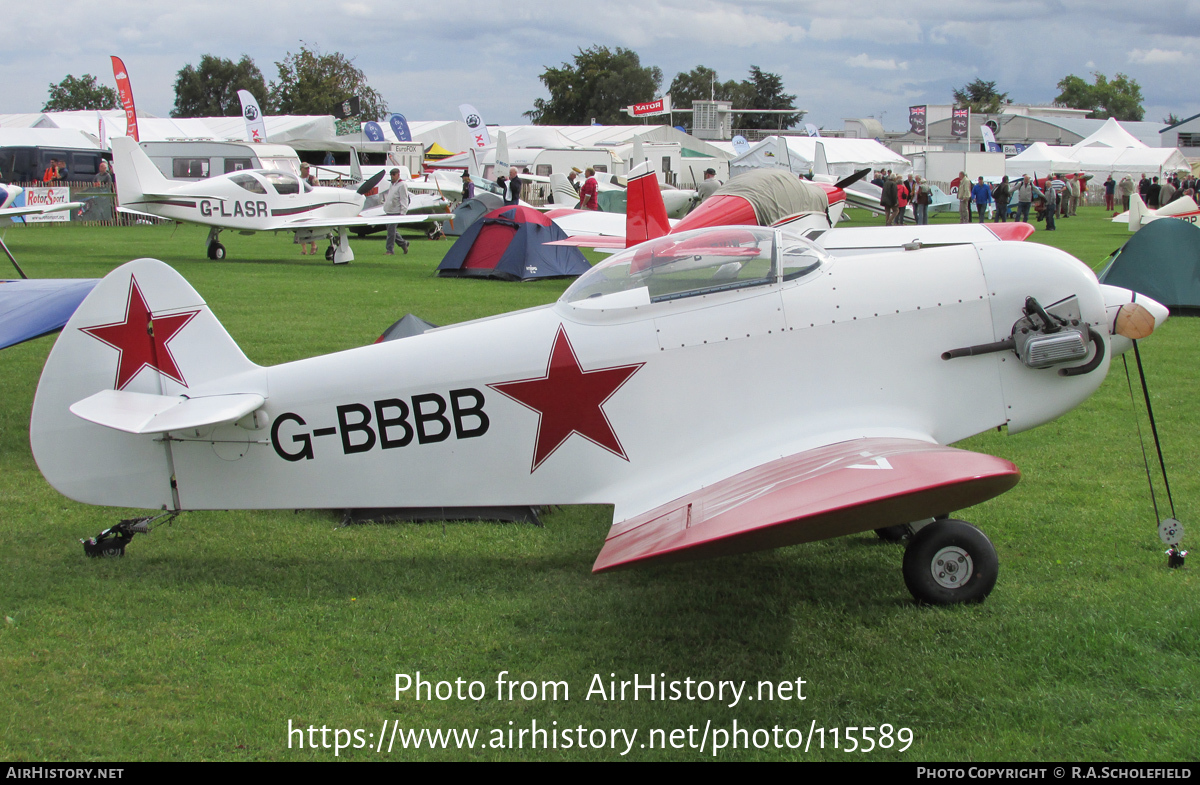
[22, 187, 73, 223]
[628, 95, 671, 117]
[110, 56, 139, 142]
[237, 90, 267, 144]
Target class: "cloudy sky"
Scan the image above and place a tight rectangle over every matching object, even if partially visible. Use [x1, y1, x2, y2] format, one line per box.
[3, 1, 1197, 131]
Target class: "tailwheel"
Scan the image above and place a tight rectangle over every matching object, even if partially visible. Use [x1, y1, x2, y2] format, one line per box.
[902, 519, 998, 605]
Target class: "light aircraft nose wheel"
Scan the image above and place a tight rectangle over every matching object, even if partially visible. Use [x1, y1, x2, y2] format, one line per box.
[902, 519, 998, 605]
[427, 224, 445, 240]
[207, 242, 226, 260]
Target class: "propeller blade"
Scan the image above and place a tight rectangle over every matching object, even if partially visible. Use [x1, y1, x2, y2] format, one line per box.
[835, 168, 872, 190]
[358, 171, 385, 195]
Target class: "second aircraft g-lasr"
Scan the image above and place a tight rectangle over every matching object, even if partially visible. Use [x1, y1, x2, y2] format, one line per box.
[109, 137, 451, 263]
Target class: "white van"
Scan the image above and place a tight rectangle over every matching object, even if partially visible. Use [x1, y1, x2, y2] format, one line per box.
[138, 141, 302, 181]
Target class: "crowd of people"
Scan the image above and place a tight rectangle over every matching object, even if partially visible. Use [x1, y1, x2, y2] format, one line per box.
[872, 170, 934, 226]
[868, 166, 1198, 230]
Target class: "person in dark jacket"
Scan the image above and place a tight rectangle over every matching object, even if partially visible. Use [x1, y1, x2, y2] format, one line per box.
[880, 175, 898, 226]
[992, 176, 1011, 223]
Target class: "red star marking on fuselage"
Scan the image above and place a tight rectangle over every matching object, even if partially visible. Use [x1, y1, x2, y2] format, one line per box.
[490, 326, 644, 473]
[79, 275, 200, 390]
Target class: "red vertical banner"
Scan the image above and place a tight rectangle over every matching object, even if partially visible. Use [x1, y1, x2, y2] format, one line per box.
[110, 56, 139, 142]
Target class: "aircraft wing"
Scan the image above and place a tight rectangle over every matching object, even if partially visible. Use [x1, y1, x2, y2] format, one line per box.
[0, 278, 99, 350]
[594, 437, 1019, 572]
[0, 202, 83, 221]
[280, 213, 454, 230]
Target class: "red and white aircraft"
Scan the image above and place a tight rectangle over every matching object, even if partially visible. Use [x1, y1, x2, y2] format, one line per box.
[110, 137, 451, 263]
[1112, 192, 1200, 231]
[30, 207, 1166, 603]
[548, 166, 851, 248]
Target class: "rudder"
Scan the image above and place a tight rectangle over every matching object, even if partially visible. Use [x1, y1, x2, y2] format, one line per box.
[30, 258, 262, 509]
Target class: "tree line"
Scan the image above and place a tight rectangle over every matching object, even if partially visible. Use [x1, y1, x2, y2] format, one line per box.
[42, 44, 385, 119]
[42, 48, 1152, 128]
[524, 46, 803, 129]
[951, 75, 1145, 121]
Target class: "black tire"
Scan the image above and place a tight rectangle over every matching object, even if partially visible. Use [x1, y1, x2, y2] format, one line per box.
[902, 519, 997, 605]
[211, 243, 226, 261]
[325, 245, 335, 261]
[875, 523, 913, 542]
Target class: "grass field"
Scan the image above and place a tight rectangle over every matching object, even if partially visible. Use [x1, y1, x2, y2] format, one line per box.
[0, 211, 1195, 762]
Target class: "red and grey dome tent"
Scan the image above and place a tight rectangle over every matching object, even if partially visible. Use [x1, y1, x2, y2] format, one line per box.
[436, 205, 591, 281]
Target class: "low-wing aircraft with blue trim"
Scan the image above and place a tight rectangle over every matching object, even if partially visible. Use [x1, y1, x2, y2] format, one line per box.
[110, 138, 452, 263]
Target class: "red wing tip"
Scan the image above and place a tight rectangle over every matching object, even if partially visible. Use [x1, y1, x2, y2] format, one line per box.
[987, 222, 1035, 242]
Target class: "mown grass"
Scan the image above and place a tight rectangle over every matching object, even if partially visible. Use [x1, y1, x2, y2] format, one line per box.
[0, 212, 1195, 761]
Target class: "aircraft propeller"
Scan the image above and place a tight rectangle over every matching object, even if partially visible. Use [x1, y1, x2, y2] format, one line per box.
[835, 168, 872, 189]
[358, 171, 386, 195]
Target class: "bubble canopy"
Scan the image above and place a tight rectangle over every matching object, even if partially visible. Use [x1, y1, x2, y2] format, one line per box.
[562, 226, 829, 307]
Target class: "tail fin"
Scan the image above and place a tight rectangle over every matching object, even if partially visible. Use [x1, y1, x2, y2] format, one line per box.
[110, 136, 173, 206]
[814, 141, 829, 177]
[625, 162, 670, 247]
[1128, 192, 1145, 232]
[549, 173, 580, 208]
[30, 259, 262, 509]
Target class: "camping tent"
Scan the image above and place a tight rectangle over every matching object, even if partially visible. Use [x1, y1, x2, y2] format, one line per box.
[1097, 218, 1200, 314]
[375, 313, 438, 343]
[444, 192, 504, 236]
[436, 205, 591, 280]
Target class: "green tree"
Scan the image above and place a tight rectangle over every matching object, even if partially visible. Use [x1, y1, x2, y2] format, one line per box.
[667, 65, 800, 131]
[952, 79, 1009, 114]
[42, 74, 120, 112]
[269, 43, 386, 118]
[736, 66, 802, 130]
[1054, 72, 1144, 121]
[525, 46, 662, 125]
[172, 55, 268, 118]
[667, 66, 746, 132]
[1164, 113, 1182, 126]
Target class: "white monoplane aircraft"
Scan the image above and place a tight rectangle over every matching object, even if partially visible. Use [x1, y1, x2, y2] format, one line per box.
[1112, 192, 1200, 231]
[110, 138, 452, 263]
[31, 214, 1166, 604]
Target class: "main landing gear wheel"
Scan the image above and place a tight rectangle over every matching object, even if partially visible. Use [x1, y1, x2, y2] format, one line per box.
[325, 245, 336, 261]
[207, 242, 226, 260]
[902, 519, 998, 605]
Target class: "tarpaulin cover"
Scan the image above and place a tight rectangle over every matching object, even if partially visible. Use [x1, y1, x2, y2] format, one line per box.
[713, 168, 828, 226]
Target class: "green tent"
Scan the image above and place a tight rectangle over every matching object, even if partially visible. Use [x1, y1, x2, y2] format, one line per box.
[1098, 218, 1200, 315]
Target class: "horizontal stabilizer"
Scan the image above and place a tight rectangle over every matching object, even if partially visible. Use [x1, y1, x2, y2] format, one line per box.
[594, 437, 1019, 572]
[70, 389, 265, 434]
[544, 234, 628, 248]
